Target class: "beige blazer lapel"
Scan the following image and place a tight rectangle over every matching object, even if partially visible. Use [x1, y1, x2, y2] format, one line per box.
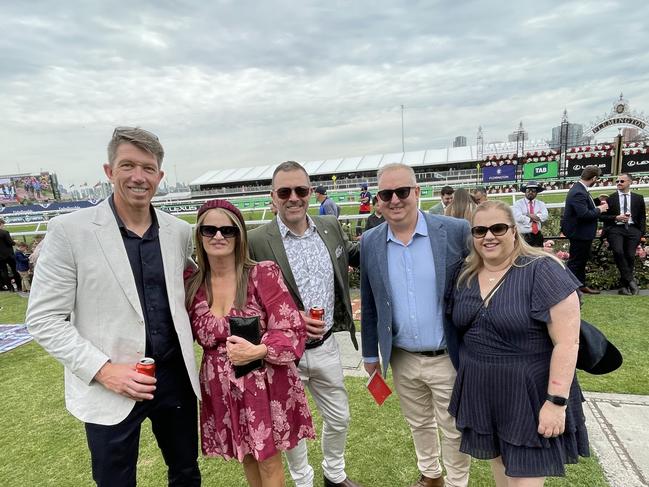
[157, 218, 176, 316]
[93, 201, 144, 321]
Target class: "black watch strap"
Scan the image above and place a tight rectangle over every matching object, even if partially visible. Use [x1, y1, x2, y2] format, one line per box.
[546, 394, 568, 406]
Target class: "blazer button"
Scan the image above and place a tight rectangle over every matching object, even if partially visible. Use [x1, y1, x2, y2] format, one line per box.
[387, 326, 391, 332]
[387, 302, 391, 307]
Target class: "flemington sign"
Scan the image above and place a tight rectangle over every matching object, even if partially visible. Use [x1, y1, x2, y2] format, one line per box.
[591, 117, 646, 134]
[583, 94, 649, 137]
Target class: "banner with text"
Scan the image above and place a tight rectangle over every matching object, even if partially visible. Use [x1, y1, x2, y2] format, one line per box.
[482, 165, 516, 182]
[566, 157, 612, 177]
[522, 161, 558, 180]
[622, 153, 649, 173]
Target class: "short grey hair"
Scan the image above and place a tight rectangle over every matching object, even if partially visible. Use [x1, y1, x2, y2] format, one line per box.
[271, 161, 310, 188]
[107, 126, 164, 167]
[377, 163, 417, 186]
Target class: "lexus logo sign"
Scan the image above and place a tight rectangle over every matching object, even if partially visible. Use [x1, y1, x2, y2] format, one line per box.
[627, 159, 649, 167]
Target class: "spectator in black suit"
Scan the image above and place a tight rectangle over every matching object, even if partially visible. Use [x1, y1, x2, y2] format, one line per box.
[560, 166, 609, 294]
[600, 173, 647, 295]
[0, 218, 21, 292]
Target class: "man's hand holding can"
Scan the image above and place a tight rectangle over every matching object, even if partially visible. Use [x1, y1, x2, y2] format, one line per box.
[301, 306, 326, 339]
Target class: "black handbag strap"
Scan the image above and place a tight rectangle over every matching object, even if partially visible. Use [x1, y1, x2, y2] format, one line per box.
[469, 265, 514, 323]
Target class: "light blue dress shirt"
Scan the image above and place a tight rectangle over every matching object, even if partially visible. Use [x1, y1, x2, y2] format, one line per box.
[387, 211, 446, 352]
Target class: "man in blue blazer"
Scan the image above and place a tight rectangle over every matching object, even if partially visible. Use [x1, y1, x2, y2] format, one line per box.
[560, 166, 608, 294]
[361, 163, 471, 487]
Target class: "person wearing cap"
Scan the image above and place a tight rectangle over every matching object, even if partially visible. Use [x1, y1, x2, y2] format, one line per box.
[315, 185, 341, 218]
[248, 161, 361, 487]
[512, 181, 549, 248]
[26, 127, 202, 486]
[359, 183, 372, 214]
[185, 199, 314, 486]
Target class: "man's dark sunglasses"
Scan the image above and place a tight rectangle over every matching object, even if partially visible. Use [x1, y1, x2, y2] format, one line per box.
[471, 223, 514, 238]
[615, 180, 627, 184]
[275, 186, 310, 200]
[377, 186, 415, 202]
[199, 225, 240, 239]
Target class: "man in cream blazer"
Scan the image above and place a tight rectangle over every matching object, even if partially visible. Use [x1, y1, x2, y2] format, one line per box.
[27, 127, 201, 487]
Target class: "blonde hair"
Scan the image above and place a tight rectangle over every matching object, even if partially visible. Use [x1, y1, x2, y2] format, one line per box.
[185, 208, 256, 310]
[457, 200, 563, 288]
[445, 188, 476, 221]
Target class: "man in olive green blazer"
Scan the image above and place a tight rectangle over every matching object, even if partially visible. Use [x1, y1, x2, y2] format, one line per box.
[248, 161, 362, 487]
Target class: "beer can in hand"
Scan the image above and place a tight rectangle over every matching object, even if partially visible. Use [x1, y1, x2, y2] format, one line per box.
[309, 306, 324, 321]
[136, 357, 156, 377]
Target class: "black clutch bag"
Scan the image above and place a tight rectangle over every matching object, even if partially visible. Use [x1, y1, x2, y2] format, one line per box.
[228, 316, 263, 378]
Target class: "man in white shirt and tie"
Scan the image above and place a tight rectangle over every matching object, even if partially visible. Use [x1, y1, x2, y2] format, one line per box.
[601, 173, 647, 295]
[512, 181, 549, 247]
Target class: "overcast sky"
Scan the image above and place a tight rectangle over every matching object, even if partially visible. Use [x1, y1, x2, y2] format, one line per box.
[1, 0, 648, 187]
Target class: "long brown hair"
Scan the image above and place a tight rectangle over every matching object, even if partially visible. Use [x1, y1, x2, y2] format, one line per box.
[185, 208, 256, 310]
[457, 200, 563, 288]
[445, 188, 476, 221]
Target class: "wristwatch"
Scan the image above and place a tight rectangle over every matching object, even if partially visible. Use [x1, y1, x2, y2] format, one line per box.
[546, 394, 568, 406]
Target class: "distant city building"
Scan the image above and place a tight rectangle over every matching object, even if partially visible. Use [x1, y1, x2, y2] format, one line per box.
[550, 122, 584, 149]
[622, 127, 641, 142]
[453, 135, 467, 147]
[508, 121, 528, 143]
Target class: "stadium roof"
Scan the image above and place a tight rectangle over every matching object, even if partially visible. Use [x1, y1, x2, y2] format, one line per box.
[189, 140, 552, 187]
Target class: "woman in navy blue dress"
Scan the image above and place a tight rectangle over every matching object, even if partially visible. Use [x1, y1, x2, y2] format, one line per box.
[449, 201, 589, 486]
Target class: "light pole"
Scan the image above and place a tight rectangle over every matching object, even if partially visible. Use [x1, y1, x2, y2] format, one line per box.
[401, 104, 405, 152]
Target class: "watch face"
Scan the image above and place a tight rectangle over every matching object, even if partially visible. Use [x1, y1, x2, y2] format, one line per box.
[616, 103, 625, 114]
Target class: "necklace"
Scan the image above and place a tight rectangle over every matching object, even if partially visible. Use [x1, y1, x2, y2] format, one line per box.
[483, 261, 512, 283]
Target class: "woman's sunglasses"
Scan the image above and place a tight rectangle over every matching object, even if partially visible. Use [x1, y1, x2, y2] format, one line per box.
[471, 223, 514, 238]
[199, 225, 240, 239]
[377, 186, 415, 202]
[275, 186, 310, 200]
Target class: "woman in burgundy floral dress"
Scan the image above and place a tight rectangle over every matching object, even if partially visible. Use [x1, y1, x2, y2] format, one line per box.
[185, 199, 314, 487]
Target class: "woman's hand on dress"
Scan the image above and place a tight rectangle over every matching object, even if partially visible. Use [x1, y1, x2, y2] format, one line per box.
[537, 401, 566, 438]
[226, 335, 267, 366]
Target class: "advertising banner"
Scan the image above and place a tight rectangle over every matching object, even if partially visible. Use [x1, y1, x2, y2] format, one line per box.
[622, 154, 649, 173]
[566, 157, 612, 177]
[0, 173, 57, 203]
[482, 165, 516, 182]
[522, 161, 559, 180]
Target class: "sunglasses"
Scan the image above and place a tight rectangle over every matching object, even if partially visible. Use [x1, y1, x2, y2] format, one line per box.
[471, 223, 514, 238]
[615, 180, 627, 184]
[274, 186, 310, 200]
[377, 186, 415, 202]
[199, 225, 240, 239]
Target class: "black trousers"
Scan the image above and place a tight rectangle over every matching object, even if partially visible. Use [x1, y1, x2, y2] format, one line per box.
[523, 232, 544, 248]
[566, 238, 593, 287]
[85, 355, 200, 487]
[606, 225, 642, 286]
[0, 256, 21, 291]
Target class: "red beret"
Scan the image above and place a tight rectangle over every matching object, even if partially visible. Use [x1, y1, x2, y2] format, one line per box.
[196, 199, 245, 227]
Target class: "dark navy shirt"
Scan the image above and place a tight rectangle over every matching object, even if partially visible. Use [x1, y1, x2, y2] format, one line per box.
[109, 196, 180, 362]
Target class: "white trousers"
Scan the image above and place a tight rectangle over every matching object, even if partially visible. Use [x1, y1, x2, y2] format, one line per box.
[391, 348, 471, 487]
[285, 335, 351, 486]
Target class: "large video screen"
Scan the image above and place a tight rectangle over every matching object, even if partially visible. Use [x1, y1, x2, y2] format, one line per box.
[0, 173, 57, 203]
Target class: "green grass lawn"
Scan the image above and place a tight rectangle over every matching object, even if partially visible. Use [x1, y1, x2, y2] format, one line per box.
[3, 292, 642, 486]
